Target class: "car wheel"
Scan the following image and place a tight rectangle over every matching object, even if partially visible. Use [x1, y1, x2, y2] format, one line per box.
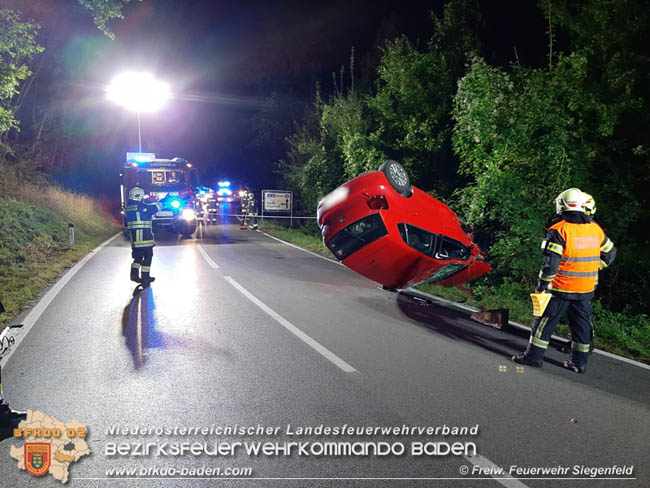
[379, 160, 412, 197]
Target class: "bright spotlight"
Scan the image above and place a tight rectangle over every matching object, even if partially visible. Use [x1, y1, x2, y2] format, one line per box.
[107, 72, 170, 112]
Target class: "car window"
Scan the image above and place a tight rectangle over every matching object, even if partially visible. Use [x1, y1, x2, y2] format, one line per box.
[437, 236, 471, 261]
[421, 263, 469, 285]
[398, 223, 437, 257]
[398, 224, 471, 261]
[327, 213, 388, 260]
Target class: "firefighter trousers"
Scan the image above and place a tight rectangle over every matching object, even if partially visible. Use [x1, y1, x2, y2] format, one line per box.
[131, 247, 153, 280]
[526, 296, 592, 366]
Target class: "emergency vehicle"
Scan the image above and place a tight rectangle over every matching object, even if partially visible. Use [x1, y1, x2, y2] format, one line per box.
[121, 154, 199, 238]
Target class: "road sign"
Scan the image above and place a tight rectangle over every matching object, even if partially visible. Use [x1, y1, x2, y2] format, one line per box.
[262, 190, 292, 212]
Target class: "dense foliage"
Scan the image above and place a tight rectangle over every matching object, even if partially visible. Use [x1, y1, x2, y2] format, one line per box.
[0, 9, 42, 140]
[279, 0, 650, 318]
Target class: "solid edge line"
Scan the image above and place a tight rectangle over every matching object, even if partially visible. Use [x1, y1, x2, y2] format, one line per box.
[1, 232, 122, 368]
[404, 287, 650, 371]
[253, 232, 650, 372]
[262, 232, 342, 266]
[197, 244, 220, 269]
[224, 275, 357, 374]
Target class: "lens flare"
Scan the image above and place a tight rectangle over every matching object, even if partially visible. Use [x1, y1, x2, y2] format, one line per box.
[107, 72, 170, 112]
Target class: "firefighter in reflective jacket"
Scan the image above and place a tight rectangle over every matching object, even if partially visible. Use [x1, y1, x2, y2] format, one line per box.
[125, 187, 161, 285]
[513, 188, 616, 373]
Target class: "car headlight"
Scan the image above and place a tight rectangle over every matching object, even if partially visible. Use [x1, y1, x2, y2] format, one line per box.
[181, 209, 195, 220]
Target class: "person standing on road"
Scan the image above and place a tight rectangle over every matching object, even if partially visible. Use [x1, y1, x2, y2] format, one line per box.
[125, 187, 161, 285]
[512, 188, 616, 373]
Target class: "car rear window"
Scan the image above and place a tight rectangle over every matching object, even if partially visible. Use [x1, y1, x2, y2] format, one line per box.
[398, 224, 470, 261]
[327, 213, 388, 260]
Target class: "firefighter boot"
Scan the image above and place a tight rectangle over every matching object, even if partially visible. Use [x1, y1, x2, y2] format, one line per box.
[512, 352, 543, 368]
[130, 265, 141, 283]
[140, 272, 156, 286]
[563, 359, 587, 374]
[0, 400, 27, 440]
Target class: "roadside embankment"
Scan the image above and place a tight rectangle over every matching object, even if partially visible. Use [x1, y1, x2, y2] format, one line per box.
[0, 163, 119, 329]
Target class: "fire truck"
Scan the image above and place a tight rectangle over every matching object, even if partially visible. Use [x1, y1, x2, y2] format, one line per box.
[120, 154, 199, 238]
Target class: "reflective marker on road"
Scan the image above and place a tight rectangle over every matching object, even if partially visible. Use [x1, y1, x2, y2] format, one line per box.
[224, 275, 358, 374]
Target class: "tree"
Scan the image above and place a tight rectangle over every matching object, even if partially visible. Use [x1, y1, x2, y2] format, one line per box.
[0, 9, 42, 143]
[453, 54, 604, 284]
[280, 86, 346, 214]
[367, 0, 482, 197]
[538, 0, 650, 313]
[2, 0, 135, 172]
[76, 0, 135, 39]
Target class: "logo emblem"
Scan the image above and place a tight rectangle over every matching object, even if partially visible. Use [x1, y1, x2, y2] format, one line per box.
[25, 443, 51, 476]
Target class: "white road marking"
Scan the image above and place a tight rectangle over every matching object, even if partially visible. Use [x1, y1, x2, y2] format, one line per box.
[262, 232, 342, 266]
[197, 244, 220, 269]
[591, 348, 650, 370]
[1, 233, 121, 367]
[406, 288, 650, 371]
[465, 454, 530, 488]
[224, 275, 358, 374]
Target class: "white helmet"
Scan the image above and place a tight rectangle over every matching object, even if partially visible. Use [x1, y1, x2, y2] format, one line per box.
[129, 187, 146, 202]
[583, 192, 596, 216]
[555, 188, 586, 214]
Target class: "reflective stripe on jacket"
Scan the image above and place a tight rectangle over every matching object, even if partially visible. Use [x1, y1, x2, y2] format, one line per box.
[125, 198, 160, 248]
[547, 220, 605, 295]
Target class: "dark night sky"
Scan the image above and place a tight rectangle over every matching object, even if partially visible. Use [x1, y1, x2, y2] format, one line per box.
[4, 0, 547, 195]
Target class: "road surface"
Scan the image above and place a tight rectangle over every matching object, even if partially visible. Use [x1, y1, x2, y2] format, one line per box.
[1, 222, 648, 487]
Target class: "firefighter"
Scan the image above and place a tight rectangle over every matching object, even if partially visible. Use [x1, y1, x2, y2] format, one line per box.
[241, 191, 257, 228]
[0, 300, 27, 439]
[125, 187, 161, 285]
[512, 188, 616, 373]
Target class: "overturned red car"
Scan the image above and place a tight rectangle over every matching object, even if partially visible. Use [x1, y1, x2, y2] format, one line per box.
[317, 160, 491, 289]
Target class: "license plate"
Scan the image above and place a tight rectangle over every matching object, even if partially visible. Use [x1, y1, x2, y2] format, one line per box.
[156, 211, 173, 217]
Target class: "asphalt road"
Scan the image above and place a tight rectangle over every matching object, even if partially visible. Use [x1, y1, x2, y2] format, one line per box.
[1, 221, 648, 487]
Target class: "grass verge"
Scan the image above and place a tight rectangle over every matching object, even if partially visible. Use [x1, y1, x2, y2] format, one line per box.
[0, 182, 119, 329]
[261, 223, 650, 364]
[259, 221, 331, 258]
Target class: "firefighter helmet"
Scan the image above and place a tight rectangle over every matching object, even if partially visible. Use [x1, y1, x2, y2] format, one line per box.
[129, 187, 146, 202]
[555, 188, 586, 214]
[583, 192, 596, 216]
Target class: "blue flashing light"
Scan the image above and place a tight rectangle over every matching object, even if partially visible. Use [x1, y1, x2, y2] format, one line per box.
[126, 152, 155, 163]
[217, 188, 232, 196]
[170, 199, 181, 209]
[217, 181, 231, 188]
